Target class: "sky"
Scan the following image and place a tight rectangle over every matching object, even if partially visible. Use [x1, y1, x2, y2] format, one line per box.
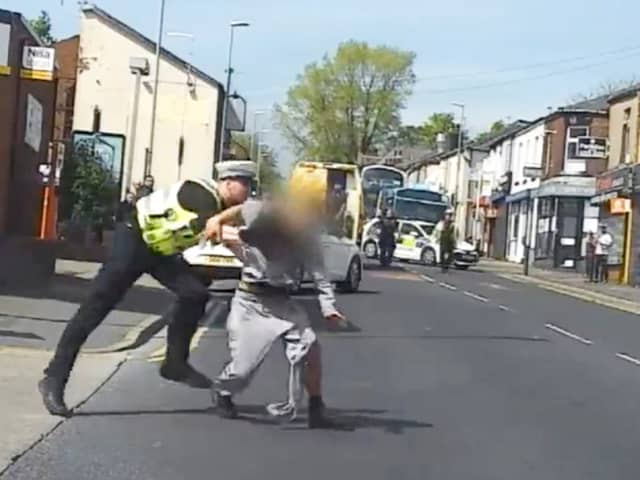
[6, 0, 640, 171]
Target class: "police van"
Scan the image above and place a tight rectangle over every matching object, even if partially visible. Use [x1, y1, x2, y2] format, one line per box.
[183, 161, 364, 292]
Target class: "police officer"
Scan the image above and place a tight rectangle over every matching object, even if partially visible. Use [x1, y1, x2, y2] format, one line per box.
[38, 161, 256, 417]
[436, 209, 456, 272]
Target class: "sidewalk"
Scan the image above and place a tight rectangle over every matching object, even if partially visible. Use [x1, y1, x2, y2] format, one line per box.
[0, 259, 173, 353]
[480, 258, 640, 315]
[0, 347, 127, 474]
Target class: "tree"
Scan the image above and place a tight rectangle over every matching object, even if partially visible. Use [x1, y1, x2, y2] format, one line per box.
[569, 78, 639, 104]
[397, 125, 425, 147]
[474, 120, 506, 144]
[275, 40, 416, 164]
[420, 112, 458, 147]
[231, 132, 282, 192]
[29, 10, 56, 46]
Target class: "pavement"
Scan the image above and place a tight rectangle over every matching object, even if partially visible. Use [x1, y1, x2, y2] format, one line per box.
[2, 261, 640, 479]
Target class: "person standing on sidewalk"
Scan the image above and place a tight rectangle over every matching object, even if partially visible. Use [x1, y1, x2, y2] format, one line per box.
[595, 224, 613, 283]
[39, 161, 255, 417]
[584, 231, 597, 282]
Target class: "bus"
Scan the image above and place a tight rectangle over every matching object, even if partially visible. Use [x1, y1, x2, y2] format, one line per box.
[377, 185, 449, 224]
[361, 165, 406, 219]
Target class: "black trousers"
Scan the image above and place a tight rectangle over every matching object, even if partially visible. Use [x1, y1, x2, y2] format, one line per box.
[45, 222, 210, 381]
[441, 248, 453, 272]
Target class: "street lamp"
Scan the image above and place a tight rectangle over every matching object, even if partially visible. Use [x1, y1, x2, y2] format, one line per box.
[218, 20, 250, 164]
[250, 109, 268, 161]
[126, 57, 150, 194]
[147, 0, 167, 177]
[452, 102, 465, 231]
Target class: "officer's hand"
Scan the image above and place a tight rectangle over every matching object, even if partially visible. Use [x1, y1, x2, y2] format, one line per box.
[204, 215, 222, 242]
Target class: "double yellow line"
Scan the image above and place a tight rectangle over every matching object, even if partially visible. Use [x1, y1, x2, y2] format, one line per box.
[147, 327, 209, 363]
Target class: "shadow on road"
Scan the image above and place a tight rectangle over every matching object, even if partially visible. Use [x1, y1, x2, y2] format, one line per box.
[74, 405, 433, 434]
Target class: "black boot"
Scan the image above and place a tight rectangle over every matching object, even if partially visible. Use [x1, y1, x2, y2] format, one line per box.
[159, 361, 212, 389]
[212, 391, 238, 419]
[38, 376, 71, 417]
[308, 396, 350, 430]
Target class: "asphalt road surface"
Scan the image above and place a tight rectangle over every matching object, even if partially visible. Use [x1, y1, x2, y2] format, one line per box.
[4, 262, 640, 479]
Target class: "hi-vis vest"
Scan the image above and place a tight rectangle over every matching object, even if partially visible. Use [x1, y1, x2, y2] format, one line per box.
[136, 179, 220, 256]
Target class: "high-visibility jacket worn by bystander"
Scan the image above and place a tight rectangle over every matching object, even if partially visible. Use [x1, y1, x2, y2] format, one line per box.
[136, 179, 223, 256]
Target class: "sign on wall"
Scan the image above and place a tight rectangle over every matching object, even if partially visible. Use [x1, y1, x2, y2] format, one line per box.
[0, 23, 10, 76]
[576, 137, 607, 159]
[20, 46, 55, 81]
[24, 94, 43, 152]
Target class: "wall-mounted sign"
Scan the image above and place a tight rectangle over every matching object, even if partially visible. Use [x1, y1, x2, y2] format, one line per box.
[610, 197, 631, 214]
[523, 166, 542, 178]
[596, 166, 631, 195]
[576, 137, 607, 159]
[24, 94, 43, 152]
[20, 45, 55, 81]
[0, 23, 10, 76]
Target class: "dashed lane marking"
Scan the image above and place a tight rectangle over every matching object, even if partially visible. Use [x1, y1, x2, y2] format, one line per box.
[545, 323, 593, 345]
[463, 291, 489, 303]
[421, 274, 435, 283]
[616, 353, 640, 366]
[498, 305, 512, 312]
[439, 282, 457, 291]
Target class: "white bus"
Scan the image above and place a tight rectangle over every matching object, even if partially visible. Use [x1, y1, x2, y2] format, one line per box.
[361, 165, 406, 219]
[377, 185, 449, 224]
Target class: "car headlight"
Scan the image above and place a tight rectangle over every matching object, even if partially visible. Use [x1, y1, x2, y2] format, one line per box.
[416, 240, 427, 248]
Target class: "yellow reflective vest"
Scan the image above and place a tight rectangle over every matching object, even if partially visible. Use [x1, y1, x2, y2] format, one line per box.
[136, 179, 220, 256]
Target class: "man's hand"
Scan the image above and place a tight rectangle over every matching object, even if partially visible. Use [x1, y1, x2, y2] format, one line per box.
[204, 215, 223, 242]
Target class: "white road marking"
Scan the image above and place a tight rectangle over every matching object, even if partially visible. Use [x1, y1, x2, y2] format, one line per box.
[498, 305, 512, 312]
[615, 353, 640, 366]
[439, 282, 457, 291]
[463, 291, 489, 303]
[545, 323, 593, 345]
[421, 274, 435, 283]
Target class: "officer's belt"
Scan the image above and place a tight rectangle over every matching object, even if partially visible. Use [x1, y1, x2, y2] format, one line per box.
[238, 280, 289, 296]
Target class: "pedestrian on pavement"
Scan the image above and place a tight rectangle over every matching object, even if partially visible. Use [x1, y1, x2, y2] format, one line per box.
[206, 192, 347, 429]
[136, 175, 155, 199]
[436, 209, 456, 273]
[115, 190, 136, 223]
[595, 224, 613, 283]
[38, 161, 256, 417]
[378, 208, 398, 267]
[584, 231, 597, 282]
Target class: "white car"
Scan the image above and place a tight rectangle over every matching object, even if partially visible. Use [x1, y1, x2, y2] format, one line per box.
[183, 232, 363, 293]
[361, 218, 479, 269]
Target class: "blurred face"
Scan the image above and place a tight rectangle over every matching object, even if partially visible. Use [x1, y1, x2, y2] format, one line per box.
[144, 176, 154, 188]
[600, 226, 607, 234]
[220, 177, 251, 205]
[125, 192, 135, 203]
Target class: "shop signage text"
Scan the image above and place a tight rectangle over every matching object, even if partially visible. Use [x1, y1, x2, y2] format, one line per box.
[576, 137, 607, 159]
[595, 167, 631, 195]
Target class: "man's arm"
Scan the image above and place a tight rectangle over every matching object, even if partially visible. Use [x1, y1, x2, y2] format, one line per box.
[304, 237, 345, 321]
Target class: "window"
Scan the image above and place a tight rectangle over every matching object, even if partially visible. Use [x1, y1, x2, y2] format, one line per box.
[536, 198, 555, 259]
[565, 126, 590, 173]
[400, 224, 421, 238]
[621, 110, 631, 164]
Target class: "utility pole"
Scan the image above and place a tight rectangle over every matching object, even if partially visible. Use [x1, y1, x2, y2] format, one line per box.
[218, 21, 250, 164]
[146, 0, 166, 176]
[452, 102, 465, 232]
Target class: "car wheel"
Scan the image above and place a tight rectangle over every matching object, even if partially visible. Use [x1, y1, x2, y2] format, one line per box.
[288, 265, 304, 294]
[421, 247, 437, 266]
[338, 257, 362, 293]
[363, 241, 378, 258]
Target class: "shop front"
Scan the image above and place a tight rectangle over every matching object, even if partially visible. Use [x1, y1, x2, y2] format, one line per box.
[506, 189, 534, 264]
[592, 166, 633, 283]
[487, 172, 512, 259]
[533, 176, 597, 272]
[628, 165, 640, 285]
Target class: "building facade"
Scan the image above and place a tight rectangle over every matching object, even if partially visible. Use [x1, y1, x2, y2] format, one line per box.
[73, 5, 226, 193]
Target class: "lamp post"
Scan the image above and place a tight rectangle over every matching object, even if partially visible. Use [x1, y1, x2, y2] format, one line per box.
[146, 0, 166, 176]
[250, 109, 267, 161]
[217, 20, 250, 164]
[452, 102, 465, 233]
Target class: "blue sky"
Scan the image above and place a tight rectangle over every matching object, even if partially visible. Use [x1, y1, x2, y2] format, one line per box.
[7, 0, 640, 170]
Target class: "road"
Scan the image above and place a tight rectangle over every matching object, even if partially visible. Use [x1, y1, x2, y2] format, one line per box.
[3, 262, 640, 479]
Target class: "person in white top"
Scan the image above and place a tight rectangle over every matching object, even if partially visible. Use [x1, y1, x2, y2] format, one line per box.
[595, 224, 613, 283]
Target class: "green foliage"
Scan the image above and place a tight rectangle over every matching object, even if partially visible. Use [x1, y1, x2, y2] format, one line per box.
[420, 112, 457, 147]
[474, 120, 507, 144]
[231, 132, 282, 193]
[29, 10, 56, 46]
[275, 40, 416, 163]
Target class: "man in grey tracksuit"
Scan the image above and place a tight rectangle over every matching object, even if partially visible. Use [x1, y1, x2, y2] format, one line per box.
[204, 198, 346, 429]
